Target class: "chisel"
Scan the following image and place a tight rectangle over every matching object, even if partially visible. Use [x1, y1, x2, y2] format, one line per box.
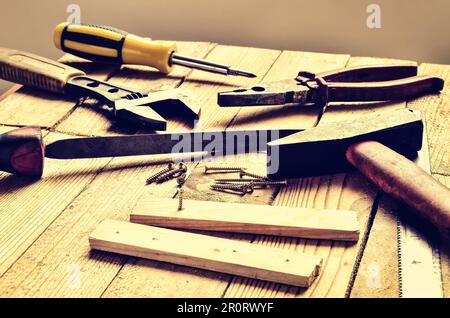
[53, 23, 256, 78]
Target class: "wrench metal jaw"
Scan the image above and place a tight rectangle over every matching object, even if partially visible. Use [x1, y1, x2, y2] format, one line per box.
[66, 76, 200, 131]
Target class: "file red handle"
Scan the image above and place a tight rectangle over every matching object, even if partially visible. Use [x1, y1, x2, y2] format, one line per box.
[0, 127, 45, 177]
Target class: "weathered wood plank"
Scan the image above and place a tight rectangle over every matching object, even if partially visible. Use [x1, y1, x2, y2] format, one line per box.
[0, 127, 111, 278]
[0, 44, 281, 297]
[90, 220, 322, 288]
[434, 174, 450, 298]
[408, 63, 450, 176]
[407, 62, 450, 298]
[130, 198, 360, 241]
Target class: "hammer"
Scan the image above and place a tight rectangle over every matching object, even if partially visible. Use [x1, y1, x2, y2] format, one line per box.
[268, 109, 450, 238]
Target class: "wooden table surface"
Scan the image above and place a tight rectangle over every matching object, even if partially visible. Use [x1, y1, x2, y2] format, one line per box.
[0, 42, 448, 298]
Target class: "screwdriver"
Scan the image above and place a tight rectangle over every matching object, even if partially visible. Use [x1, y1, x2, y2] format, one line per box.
[53, 23, 256, 78]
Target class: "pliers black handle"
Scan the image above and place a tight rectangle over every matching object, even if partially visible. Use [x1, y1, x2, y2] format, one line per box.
[298, 65, 444, 105]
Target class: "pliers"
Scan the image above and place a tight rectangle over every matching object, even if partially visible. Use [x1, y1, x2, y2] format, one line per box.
[218, 65, 444, 120]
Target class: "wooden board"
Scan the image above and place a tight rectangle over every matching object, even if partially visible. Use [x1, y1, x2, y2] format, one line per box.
[131, 198, 360, 241]
[90, 220, 322, 288]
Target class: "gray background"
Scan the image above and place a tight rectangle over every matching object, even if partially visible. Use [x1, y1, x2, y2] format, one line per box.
[0, 0, 449, 94]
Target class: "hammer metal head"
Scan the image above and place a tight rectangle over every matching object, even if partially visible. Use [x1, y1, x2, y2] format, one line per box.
[267, 109, 423, 179]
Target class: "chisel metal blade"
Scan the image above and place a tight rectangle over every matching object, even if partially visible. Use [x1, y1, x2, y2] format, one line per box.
[45, 129, 300, 159]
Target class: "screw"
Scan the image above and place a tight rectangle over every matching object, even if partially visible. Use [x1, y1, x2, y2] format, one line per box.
[240, 170, 268, 179]
[146, 162, 174, 184]
[156, 164, 187, 184]
[177, 188, 184, 211]
[253, 180, 288, 187]
[215, 178, 266, 183]
[210, 183, 254, 195]
[204, 164, 246, 174]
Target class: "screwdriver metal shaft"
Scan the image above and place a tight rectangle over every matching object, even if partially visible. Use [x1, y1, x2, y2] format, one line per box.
[171, 53, 256, 78]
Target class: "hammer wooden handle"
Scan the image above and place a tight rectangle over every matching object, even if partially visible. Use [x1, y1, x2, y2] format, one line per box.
[346, 141, 450, 238]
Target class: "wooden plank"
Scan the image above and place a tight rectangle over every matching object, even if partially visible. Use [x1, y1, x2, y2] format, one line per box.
[90, 220, 322, 288]
[407, 63, 450, 176]
[0, 54, 118, 128]
[0, 127, 111, 277]
[434, 174, 450, 298]
[224, 56, 413, 298]
[0, 44, 281, 297]
[130, 198, 360, 241]
[408, 63, 450, 297]
[349, 195, 399, 297]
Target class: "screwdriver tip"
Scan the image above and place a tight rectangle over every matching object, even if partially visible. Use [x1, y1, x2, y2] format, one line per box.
[228, 69, 257, 78]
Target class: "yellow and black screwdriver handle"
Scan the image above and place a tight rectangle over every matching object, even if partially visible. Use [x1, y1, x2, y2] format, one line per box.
[54, 22, 177, 73]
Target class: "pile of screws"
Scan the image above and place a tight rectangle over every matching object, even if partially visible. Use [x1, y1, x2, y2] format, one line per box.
[146, 162, 187, 185]
[205, 164, 287, 195]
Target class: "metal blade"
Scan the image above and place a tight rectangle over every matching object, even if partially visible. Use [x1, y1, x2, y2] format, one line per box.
[218, 79, 309, 106]
[45, 129, 300, 159]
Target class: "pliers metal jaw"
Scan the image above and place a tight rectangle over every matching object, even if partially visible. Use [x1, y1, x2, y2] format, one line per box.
[66, 76, 200, 130]
[218, 65, 444, 111]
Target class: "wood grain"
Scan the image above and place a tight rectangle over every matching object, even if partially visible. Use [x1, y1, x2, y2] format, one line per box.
[0, 128, 111, 277]
[408, 63, 450, 176]
[434, 174, 450, 298]
[407, 62, 450, 297]
[131, 198, 360, 241]
[90, 220, 322, 288]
